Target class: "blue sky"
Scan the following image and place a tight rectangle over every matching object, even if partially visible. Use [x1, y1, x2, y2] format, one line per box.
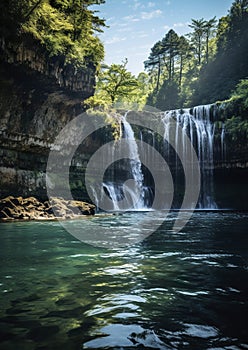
[92, 0, 234, 76]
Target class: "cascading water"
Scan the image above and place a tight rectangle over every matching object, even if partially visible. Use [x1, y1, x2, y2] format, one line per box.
[221, 122, 226, 161]
[161, 104, 217, 209]
[102, 112, 147, 210]
[91, 104, 223, 211]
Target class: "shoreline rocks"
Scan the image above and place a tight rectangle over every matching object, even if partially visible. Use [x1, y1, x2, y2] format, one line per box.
[0, 196, 95, 222]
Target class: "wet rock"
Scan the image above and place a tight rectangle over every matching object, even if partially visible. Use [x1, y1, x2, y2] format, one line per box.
[0, 196, 95, 221]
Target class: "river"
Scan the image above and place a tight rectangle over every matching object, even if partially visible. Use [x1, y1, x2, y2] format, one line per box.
[0, 211, 248, 349]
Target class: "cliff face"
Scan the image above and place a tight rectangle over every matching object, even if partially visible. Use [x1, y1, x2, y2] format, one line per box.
[0, 35, 96, 94]
[0, 37, 247, 204]
[0, 37, 97, 200]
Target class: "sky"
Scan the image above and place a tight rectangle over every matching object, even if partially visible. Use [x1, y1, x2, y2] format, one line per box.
[91, 0, 234, 76]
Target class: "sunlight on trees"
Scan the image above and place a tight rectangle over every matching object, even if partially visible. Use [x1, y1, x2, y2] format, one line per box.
[0, 0, 106, 68]
[85, 59, 150, 110]
[143, 0, 248, 110]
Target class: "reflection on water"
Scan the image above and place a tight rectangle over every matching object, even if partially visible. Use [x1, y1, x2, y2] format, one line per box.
[0, 212, 248, 349]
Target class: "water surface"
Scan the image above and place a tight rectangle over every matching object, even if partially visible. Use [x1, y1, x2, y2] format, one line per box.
[0, 212, 248, 349]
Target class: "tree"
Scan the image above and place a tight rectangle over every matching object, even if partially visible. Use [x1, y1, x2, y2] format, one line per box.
[204, 17, 217, 63]
[216, 15, 230, 52]
[0, 0, 106, 68]
[156, 80, 179, 110]
[191, 0, 248, 104]
[136, 72, 152, 106]
[161, 29, 179, 81]
[144, 0, 248, 107]
[176, 36, 192, 88]
[144, 40, 164, 92]
[89, 59, 140, 105]
[188, 18, 206, 65]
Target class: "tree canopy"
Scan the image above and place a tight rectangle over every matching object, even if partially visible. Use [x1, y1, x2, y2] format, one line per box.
[144, 0, 248, 110]
[0, 0, 106, 68]
[85, 59, 150, 109]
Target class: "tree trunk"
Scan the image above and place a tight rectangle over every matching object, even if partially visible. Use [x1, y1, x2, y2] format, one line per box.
[24, 0, 43, 21]
[179, 56, 183, 89]
[156, 60, 161, 92]
[206, 34, 209, 63]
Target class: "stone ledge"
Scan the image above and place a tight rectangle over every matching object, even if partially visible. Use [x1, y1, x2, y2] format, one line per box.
[0, 196, 95, 221]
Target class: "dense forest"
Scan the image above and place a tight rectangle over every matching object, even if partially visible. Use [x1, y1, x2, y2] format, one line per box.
[88, 0, 248, 113]
[145, 0, 248, 110]
[0, 0, 247, 114]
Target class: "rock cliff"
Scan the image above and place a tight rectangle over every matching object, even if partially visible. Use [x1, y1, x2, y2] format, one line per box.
[0, 35, 97, 200]
[0, 36, 247, 207]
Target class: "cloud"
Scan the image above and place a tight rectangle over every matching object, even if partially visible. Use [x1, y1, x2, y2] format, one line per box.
[137, 44, 153, 50]
[141, 9, 162, 20]
[117, 27, 133, 32]
[123, 15, 140, 22]
[133, 1, 142, 10]
[173, 22, 187, 28]
[132, 52, 148, 57]
[105, 36, 127, 44]
[118, 22, 130, 27]
[131, 0, 156, 10]
[139, 34, 149, 38]
[131, 33, 149, 39]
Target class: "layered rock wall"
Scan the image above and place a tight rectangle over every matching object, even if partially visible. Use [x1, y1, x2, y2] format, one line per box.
[0, 35, 95, 94]
[0, 36, 98, 201]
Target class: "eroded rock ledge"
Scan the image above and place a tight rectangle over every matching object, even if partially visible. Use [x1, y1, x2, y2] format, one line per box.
[0, 196, 95, 221]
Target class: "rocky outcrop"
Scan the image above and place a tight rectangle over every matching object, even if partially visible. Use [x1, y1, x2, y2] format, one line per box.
[0, 196, 95, 221]
[0, 35, 95, 95]
[0, 33, 100, 201]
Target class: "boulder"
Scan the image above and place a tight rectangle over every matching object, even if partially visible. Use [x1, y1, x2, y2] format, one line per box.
[0, 196, 95, 221]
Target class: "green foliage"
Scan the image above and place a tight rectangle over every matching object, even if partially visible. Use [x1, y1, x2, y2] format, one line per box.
[0, 0, 105, 68]
[86, 59, 149, 110]
[85, 108, 123, 141]
[188, 18, 207, 65]
[144, 15, 217, 109]
[99, 59, 139, 103]
[213, 79, 248, 149]
[191, 0, 248, 104]
[144, 1, 247, 109]
[225, 116, 248, 142]
[156, 81, 179, 110]
[231, 79, 248, 109]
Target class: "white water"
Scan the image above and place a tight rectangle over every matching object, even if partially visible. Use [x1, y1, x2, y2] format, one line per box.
[221, 122, 226, 161]
[161, 105, 217, 209]
[103, 112, 146, 211]
[92, 105, 225, 211]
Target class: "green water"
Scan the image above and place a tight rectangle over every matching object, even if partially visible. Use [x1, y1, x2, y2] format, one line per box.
[0, 212, 248, 349]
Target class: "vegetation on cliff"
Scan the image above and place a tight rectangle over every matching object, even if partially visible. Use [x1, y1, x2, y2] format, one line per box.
[1, 0, 247, 141]
[143, 0, 248, 110]
[0, 0, 106, 68]
[221, 79, 248, 150]
[85, 59, 150, 110]
[85, 0, 247, 123]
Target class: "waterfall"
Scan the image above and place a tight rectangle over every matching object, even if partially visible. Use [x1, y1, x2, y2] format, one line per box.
[102, 112, 147, 211]
[121, 113, 145, 200]
[161, 105, 217, 209]
[90, 105, 223, 211]
[221, 122, 226, 161]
